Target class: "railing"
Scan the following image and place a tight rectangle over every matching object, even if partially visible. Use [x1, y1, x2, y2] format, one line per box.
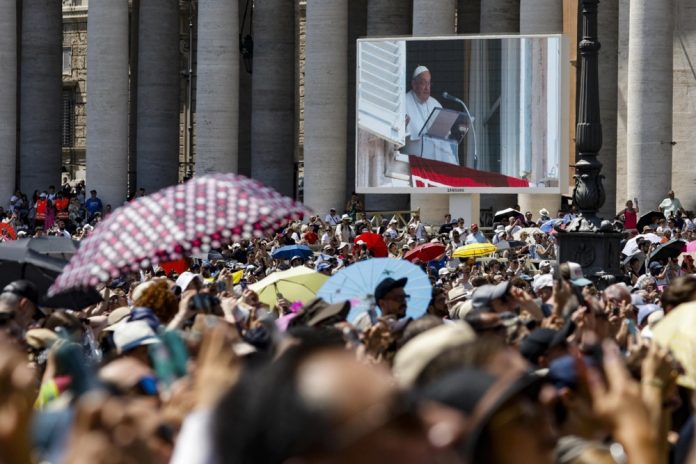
[359, 208, 421, 231]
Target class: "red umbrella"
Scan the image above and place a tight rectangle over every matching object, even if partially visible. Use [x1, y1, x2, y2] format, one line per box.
[48, 174, 309, 294]
[354, 232, 388, 258]
[403, 242, 446, 262]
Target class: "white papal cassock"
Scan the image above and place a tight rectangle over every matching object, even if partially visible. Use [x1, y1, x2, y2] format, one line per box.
[404, 90, 459, 165]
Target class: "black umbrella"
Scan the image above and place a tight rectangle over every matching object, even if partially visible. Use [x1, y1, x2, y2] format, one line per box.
[493, 208, 525, 224]
[41, 287, 102, 310]
[636, 211, 664, 232]
[649, 239, 687, 264]
[6, 236, 80, 259]
[0, 240, 99, 310]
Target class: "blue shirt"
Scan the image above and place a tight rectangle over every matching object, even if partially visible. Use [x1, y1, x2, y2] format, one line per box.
[85, 197, 102, 215]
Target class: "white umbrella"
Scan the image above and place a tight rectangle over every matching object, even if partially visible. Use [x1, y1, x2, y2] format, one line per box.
[622, 233, 660, 257]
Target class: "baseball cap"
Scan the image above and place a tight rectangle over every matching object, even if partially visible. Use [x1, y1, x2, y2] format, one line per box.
[112, 320, 160, 353]
[374, 277, 408, 303]
[519, 328, 557, 365]
[566, 262, 592, 287]
[471, 282, 509, 311]
[175, 271, 203, 292]
[548, 354, 597, 390]
[2, 280, 39, 306]
[438, 267, 451, 277]
[649, 261, 664, 271]
[532, 274, 554, 293]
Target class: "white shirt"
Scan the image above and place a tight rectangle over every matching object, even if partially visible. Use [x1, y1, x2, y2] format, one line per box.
[659, 197, 683, 218]
[320, 231, 332, 245]
[404, 91, 459, 165]
[325, 214, 341, 226]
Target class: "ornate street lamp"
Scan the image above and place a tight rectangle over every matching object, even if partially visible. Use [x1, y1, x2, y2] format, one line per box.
[557, 0, 622, 278]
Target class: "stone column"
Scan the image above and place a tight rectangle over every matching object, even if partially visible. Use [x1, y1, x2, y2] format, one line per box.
[518, 0, 562, 218]
[85, 0, 129, 208]
[480, 0, 519, 217]
[671, 1, 696, 210]
[195, 0, 239, 175]
[413, 0, 454, 34]
[304, 0, 348, 215]
[0, 0, 17, 202]
[411, 0, 456, 225]
[519, 0, 562, 32]
[367, 0, 410, 36]
[596, 0, 619, 218]
[615, 0, 629, 211]
[20, 0, 62, 195]
[364, 0, 411, 212]
[237, 0, 252, 177]
[250, 0, 295, 197]
[626, 0, 673, 211]
[136, 0, 180, 193]
[481, 0, 520, 33]
[457, 0, 481, 34]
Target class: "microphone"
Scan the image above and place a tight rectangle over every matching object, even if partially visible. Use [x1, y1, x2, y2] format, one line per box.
[442, 91, 465, 109]
[441, 91, 478, 169]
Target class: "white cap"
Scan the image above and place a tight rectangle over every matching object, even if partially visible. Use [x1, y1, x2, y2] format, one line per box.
[113, 320, 160, 353]
[175, 271, 203, 291]
[412, 65, 429, 79]
[533, 274, 554, 293]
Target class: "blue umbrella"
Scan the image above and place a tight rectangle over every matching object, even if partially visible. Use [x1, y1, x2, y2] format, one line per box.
[540, 219, 563, 234]
[271, 244, 313, 261]
[317, 258, 431, 321]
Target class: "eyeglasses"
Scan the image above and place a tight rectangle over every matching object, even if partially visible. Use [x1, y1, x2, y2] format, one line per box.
[0, 311, 15, 326]
[386, 293, 410, 302]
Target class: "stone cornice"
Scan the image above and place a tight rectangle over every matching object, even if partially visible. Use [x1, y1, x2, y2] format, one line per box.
[62, 5, 88, 22]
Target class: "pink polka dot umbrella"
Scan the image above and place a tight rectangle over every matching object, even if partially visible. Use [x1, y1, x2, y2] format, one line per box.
[48, 174, 310, 295]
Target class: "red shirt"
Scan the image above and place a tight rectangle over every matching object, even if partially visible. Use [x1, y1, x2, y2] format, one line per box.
[623, 209, 637, 230]
[303, 231, 318, 245]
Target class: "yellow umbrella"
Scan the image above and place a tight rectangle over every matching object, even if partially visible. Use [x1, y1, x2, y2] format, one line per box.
[652, 301, 696, 389]
[249, 266, 329, 308]
[453, 243, 497, 259]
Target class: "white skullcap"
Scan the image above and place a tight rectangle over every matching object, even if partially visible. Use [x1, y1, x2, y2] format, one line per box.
[412, 65, 429, 79]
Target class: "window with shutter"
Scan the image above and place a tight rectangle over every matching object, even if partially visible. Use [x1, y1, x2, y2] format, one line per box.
[62, 88, 75, 148]
[357, 40, 406, 147]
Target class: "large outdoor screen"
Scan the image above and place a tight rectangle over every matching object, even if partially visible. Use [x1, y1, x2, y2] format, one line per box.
[355, 35, 568, 194]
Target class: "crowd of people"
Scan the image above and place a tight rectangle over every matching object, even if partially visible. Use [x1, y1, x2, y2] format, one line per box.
[2, 187, 696, 463]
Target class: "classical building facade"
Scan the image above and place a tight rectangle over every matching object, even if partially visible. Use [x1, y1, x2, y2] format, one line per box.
[0, 0, 693, 222]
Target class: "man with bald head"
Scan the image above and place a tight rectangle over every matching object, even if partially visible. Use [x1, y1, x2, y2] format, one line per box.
[404, 66, 459, 165]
